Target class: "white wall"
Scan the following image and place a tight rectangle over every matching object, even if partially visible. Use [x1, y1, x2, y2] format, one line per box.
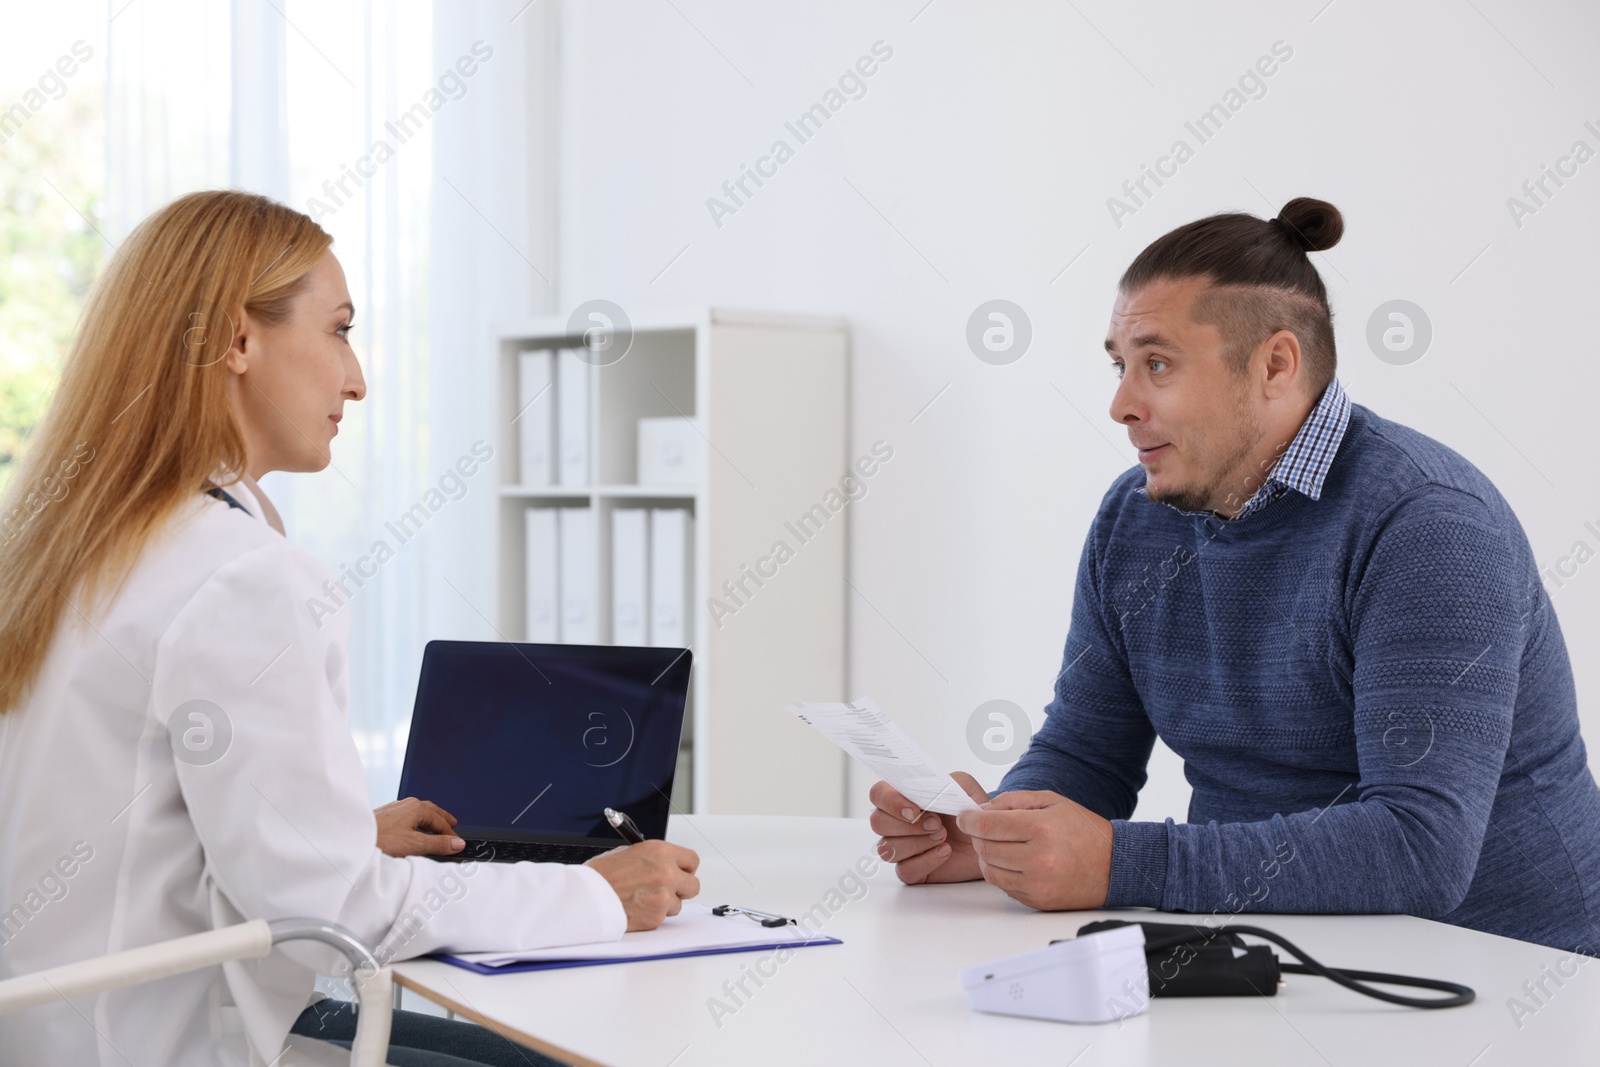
[550, 0, 1600, 819]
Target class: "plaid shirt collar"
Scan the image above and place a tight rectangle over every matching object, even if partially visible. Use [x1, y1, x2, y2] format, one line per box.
[1136, 377, 1351, 521]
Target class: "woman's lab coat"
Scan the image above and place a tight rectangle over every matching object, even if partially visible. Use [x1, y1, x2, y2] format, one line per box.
[0, 479, 626, 1066]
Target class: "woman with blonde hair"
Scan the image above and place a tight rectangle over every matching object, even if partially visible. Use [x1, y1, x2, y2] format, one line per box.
[0, 191, 699, 1066]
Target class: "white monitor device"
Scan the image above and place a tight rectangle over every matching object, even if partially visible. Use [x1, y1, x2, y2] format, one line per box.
[960, 924, 1149, 1025]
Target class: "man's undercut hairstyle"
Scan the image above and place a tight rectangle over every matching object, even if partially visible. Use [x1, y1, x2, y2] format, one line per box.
[1119, 197, 1344, 394]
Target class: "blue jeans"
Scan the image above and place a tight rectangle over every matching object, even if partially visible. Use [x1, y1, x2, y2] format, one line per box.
[291, 999, 571, 1067]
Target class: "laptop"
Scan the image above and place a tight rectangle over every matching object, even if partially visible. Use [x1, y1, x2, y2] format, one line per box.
[396, 640, 692, 865]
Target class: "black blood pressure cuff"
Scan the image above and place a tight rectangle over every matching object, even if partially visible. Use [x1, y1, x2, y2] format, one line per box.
[1071, 919, 1474, 1009]
[1081, 920, 1281, 996]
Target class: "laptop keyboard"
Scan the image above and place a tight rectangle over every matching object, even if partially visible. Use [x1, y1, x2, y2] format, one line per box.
[450, 839, 614, 865]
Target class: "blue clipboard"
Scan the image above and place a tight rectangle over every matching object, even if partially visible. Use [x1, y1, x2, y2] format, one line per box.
[432, 933, 842, 975]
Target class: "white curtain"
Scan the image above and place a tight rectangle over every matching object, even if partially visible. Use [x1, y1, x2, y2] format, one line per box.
[103, 0, 548, 803]
[104, 0, 232, 239]
[422, 2, 557, 693]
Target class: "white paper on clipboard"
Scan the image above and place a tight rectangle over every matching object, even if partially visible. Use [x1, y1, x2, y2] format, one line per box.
[782, 697, 981, 816]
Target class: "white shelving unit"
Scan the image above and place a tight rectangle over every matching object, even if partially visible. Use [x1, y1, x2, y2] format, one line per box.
[492, 309, 849, 816]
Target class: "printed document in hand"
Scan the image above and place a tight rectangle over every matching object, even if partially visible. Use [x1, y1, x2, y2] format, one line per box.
[783, 697, 981, 815]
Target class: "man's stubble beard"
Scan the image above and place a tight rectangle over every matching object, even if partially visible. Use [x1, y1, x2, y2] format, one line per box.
[1145, 381, 1261, 516]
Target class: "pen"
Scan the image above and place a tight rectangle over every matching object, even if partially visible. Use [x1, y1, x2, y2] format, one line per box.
[604, 807, 646, 844]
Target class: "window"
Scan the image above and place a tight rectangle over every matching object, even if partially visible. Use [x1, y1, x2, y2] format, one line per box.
[3, 2, 544, 804]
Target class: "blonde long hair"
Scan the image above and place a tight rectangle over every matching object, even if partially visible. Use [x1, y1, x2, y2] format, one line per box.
[0, 190, 331, 713]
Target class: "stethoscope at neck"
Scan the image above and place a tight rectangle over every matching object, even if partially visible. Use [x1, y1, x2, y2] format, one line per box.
[205, 486, 252, 515]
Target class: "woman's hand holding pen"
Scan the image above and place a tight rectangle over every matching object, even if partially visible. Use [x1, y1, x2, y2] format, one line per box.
[587, 841, 702, 931]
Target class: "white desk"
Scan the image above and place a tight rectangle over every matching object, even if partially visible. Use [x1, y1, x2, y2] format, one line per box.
[392, 816, 1600, 1066]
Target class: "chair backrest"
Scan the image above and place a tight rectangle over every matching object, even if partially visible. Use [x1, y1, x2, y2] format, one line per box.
[0, 917, 391, 1067]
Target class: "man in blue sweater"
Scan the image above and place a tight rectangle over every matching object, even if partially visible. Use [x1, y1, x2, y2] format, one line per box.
[870, 197, 1600, 954]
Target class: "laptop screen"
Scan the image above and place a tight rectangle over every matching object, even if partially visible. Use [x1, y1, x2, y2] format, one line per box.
[397, 641, 691, 846]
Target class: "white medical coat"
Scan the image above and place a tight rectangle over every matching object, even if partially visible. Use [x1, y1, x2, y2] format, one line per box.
[0, 480, 625, 1065]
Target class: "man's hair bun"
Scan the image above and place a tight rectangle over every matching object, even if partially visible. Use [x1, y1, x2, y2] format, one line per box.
[1274, 197, 1343, 253]
[1119, 198, 1346, 394]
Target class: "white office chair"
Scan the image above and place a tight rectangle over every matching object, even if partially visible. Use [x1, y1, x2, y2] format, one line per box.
[0, 917, 392, 1066]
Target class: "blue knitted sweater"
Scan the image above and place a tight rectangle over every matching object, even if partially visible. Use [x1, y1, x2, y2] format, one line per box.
[1000, 402, 1600, 953]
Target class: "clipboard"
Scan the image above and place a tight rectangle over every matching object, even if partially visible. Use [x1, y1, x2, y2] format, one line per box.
[431, 902, 842, 975]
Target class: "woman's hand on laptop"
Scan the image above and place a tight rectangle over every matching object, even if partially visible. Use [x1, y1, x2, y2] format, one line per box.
[869, 772, 988, 885]
[586, 841, 701, 931]
[374, 797, 466, 858]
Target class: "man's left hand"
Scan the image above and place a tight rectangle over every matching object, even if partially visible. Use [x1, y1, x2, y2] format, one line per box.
[956, 790, 1114, 911]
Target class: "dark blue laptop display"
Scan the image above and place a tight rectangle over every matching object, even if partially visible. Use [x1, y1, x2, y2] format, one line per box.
[397, 640, 692, 864]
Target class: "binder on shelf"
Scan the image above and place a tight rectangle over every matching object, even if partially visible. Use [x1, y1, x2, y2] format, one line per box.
[516, 350, 554, 486]
[524, 508, 559, 643]
[611, 508, 649, 647]
[559, 506, 596, 643]
[649, 508, 693, 647]
[556, 348, 589, 487]
[637, 416, 702, 486]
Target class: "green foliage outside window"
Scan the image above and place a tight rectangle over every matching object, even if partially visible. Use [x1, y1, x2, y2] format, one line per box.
[0, 89, 103, 498]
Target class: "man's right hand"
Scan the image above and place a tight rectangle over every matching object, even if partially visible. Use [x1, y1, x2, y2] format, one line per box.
[585, 840, 701, 931]
[868, 772, 988, 885]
